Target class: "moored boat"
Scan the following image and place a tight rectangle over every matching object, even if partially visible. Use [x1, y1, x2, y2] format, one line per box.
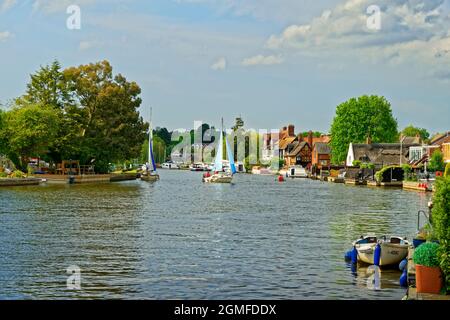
[352, 235, 409, 267]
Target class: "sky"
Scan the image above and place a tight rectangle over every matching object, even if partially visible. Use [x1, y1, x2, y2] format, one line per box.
[0, 0, 449, 134]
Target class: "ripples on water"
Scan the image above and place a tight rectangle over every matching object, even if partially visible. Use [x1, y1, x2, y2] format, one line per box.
[0, 171, 431, 299]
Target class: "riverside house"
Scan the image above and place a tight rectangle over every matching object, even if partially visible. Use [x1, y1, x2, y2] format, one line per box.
[346, 137, 420, 168]
[277, 125, 331, 168]
[430, 132, 450, 163]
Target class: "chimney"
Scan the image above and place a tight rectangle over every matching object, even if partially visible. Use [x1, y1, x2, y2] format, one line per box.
[288, 124, 295, 137]
[308, 130, 313, 148]
[366, 136, 372, 144]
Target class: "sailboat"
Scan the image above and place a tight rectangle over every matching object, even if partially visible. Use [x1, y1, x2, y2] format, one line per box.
[202, 119, 236, 183]
[141, 107, 160, 182]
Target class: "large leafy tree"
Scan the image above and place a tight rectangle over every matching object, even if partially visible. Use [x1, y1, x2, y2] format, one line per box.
[63, 60, 148, 172]
[2, 104, 60, 171]
[330, 95, 398, 164]
[401, 125, 430, 142]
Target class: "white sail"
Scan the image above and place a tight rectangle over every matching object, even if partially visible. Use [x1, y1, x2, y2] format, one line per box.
[213, 131, 223, 172]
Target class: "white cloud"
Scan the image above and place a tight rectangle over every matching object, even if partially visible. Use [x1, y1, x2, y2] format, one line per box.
[262, 0, 450, 78]
[78, 40, 103, 51]
[211, 57, 227, 70]
[1, 0, 16, 12]
[242, 54, 283, 66]
[0, 31, 13, 42]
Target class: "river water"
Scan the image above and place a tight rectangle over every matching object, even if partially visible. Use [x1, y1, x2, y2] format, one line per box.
[0, 170, 432, 299]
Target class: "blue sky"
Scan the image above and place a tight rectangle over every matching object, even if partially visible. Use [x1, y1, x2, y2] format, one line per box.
[0, 0, 449, 134]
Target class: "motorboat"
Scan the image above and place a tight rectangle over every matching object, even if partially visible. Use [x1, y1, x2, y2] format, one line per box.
[162, 161, 179, 169]
[353, 235, 410, 267]
[190, 163, 205, 171]
[251, 166, 272, 175]
[288, 165, 308, 178]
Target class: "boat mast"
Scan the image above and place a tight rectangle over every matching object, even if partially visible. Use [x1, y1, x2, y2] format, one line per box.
[149, 107, 153, 165]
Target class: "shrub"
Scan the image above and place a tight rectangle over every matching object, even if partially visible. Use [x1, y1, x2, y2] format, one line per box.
[375, 165, 404, 183]
[432, 176, 450, 292]
[445, 163, 450, 178]
[11, 170, 26, 178]
[413, 242, 440, 267]
[352, 160, 361, 167]
[0, 171, 7, 178]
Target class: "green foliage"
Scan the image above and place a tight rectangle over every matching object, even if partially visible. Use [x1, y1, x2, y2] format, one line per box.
[401, 125, 430, 143]
[429, 150, 445, 172]
[16, 60, 72, 109]
[301, 131, 322, 138]
[352, 160, 362, 167]
[375, 165, 403, 182]
[431, 177, 450, 292]
[413, 242, 440, 267]
[330, 95, 398, 164]
[11, 170, 26, 178]
[367, 163, 375, 170]
[445, 163, 450, 178]
[0, 171, 7, 178]
[1, 104, 60, 171]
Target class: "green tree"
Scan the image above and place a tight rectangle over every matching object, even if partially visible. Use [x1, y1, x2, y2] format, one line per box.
[2, 104, 60, 171]
[429, 150, 445, 172]
[330, 95, 398, 164]
[63, 61, 148, 172]
[401, 125, 430, 142]
[17, 60, 72, 109]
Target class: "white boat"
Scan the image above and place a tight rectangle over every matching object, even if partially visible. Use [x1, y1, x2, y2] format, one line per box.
[251, 166, 273, 175]
[162, 161, 179, 169]
[203, 118, 236, 184]
[141, 107, 159, 182]
[190, 163, 205, 171]
[288, 165, 308, 178]
[354, 235, 409, 267]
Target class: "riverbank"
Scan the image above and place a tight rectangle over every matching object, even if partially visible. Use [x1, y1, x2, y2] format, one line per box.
[0, 178, 41, 187]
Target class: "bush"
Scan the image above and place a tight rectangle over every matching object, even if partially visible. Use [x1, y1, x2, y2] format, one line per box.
[11, 170, 26, 178]
[0, 171, 7, 178]
[413, 242, 440, 267]
[432, 176, 450, 292]
[352, 160, 361, 167]
[445, 163, 450, 178]
[375, 165, 404, 183]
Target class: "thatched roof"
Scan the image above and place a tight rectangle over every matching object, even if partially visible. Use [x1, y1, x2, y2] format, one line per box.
[351, 143, 418, 166]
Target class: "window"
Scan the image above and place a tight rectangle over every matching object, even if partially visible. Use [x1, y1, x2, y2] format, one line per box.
[409, 147, 423, 162]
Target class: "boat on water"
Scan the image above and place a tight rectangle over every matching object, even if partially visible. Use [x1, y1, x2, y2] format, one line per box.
[251, 166, 273, 175]
[352, 235, 410, 267]
[203, 119, 236, 184]
[141, 107, 159, 182]
[288, 165, 308, 178]
[190, 163, 205, 171]
[161, 161, 179, 170]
